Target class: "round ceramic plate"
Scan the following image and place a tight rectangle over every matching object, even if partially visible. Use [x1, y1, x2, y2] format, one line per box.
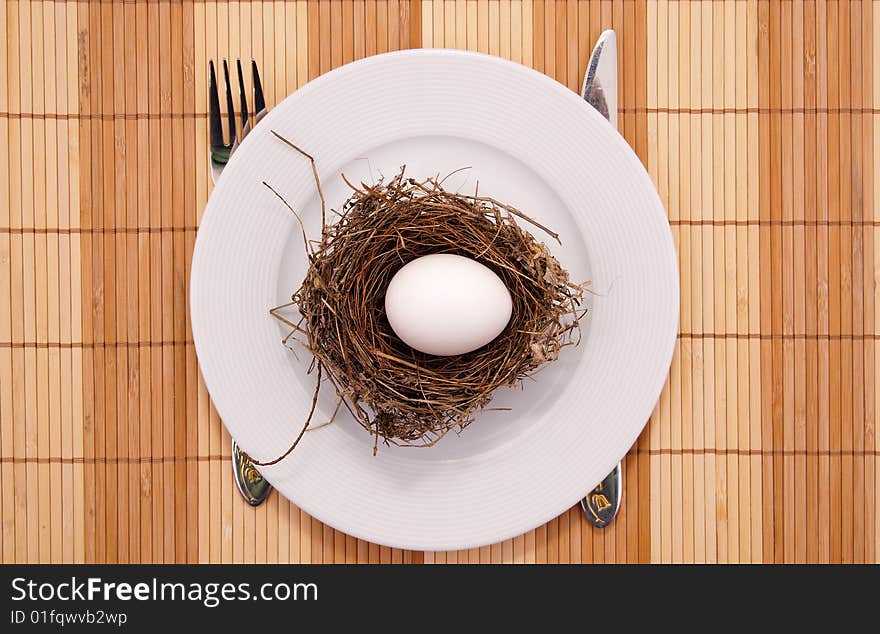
[191, 49, 678, 551]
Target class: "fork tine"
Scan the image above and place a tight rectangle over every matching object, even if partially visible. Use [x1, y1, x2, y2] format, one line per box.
[252, 59, 266, 114]
[208, 61, 224, 149]
[236, 59, 249, 131]
[222, 59, 237, 146]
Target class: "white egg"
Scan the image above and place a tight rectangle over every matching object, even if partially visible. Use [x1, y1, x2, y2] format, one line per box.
[384, 253, 513, 356]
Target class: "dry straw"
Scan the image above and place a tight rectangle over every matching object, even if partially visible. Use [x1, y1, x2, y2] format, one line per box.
[251, 131, 585, 464]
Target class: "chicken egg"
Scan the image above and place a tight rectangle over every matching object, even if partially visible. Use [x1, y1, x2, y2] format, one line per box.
[384, 253, 513, 356]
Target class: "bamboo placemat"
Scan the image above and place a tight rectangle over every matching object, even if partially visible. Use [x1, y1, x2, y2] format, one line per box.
[1, 0, 877, 564]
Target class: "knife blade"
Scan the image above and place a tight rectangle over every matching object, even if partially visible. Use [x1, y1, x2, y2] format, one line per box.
[581, 29, 618, 129]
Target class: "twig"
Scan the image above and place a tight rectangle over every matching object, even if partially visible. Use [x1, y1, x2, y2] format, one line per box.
[271, 130, 327, 228]
[246, 363, 323, 467]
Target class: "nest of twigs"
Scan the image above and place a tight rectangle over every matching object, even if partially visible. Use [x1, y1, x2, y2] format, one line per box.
[256, 132, 585, 463]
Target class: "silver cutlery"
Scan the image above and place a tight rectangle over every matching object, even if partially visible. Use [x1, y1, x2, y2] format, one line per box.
[579, 30, 623, 529]
[209, 57, 273, 507]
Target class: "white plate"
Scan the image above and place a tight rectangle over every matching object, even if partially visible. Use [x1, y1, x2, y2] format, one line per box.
[191, 50, 678, 551]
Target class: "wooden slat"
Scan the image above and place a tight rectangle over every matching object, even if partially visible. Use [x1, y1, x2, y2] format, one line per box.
[2, 2, 14, 562]
[865, 0, 877, 565]
[0, 0, 877, 564]
[816, 0, 831, 564]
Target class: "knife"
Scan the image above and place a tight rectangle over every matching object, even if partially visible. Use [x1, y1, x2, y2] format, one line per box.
[579, 30, 623, 529]
[581, 30, 618, 129]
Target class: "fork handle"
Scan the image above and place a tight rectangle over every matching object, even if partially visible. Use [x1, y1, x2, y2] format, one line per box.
[580, 461, 623, 528]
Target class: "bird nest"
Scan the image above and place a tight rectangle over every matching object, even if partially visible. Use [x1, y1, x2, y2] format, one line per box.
[254, 132, 585, 464]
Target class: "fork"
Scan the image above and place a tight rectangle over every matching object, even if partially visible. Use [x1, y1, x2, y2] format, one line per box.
[209, 58, 267, 185]
[209, 57, 273, 507]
